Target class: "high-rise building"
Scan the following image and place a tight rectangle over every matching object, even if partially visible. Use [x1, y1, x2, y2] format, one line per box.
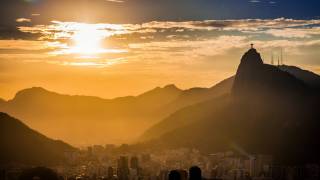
[248, 155, 273, 177]
[130, 156, 139, 169]
[107, 166, 114, 179]
[87, 146, 93, 156]
[117, 156, 129, 180]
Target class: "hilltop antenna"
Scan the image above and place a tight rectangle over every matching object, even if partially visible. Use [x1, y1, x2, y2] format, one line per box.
[277, 56, 280, 66]
[280, 48, 284, 65]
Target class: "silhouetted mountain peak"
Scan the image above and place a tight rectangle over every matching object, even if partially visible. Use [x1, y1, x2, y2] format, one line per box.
[139, 84, 182, 98]
[14, 87, 53, 100]
[233, 48, 306, 97]
[163, 84, 180, 91]
[239, 48, 263, 69]
[19, 87, 47, 92]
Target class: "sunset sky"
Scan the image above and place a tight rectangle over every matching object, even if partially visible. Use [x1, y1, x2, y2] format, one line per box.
[1, 0, 320, 100]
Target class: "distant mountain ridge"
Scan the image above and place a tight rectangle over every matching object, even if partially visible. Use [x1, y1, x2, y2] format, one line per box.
[0, 79, 233, 145]
[0, 112, 75, 165]
[167, 76, 234, 111]
[1, 52, 319, 147]
[140, 77, 234, 141]
[140, 48, 320, 165]
[0, 85, 183, 145]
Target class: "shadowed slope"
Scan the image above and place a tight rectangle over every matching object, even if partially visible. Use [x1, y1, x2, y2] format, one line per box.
[0, 112, 75, 165]
[140, 77, 234, 141]
[279, 65, 320, 88]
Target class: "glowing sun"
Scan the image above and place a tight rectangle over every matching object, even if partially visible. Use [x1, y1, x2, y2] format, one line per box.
[48, 22, 127, 59]
[70, 25, 107, 55]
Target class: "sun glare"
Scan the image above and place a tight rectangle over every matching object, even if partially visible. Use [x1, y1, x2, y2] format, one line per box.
[40, 21, 128, 61]
[70, 25, 107, 55]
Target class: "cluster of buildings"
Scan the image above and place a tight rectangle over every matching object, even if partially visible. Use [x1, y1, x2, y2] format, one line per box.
[1, 146, 320, 180]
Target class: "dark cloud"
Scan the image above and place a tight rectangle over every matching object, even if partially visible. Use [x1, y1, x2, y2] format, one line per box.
[0, 0, 320, 25]
[0, 26, 40, 40]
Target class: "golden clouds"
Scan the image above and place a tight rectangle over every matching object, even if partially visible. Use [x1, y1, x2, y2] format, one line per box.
[0, 18, 320, 100]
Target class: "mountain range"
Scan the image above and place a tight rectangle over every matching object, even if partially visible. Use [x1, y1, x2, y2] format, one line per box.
[1, 47, 320, 165]
[0, 112, 75, 165]
[0, 75, 232, 145]
[139, 48, 320, 165]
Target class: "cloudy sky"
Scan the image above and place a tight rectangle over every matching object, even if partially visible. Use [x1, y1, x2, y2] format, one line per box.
[0, 0, 320, 99]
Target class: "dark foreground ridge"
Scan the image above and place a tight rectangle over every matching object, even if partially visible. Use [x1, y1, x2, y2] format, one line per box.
[141, 47, 320, 165]
[0, 112, 75, 165]
[233, 47, 307, 97]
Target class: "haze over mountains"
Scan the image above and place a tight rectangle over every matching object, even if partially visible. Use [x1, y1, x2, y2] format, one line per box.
[1, 47, 320, 165]
[140, 48, 320, 165]
[1, 48, 320, 148]
[0, 76, 233, 146]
